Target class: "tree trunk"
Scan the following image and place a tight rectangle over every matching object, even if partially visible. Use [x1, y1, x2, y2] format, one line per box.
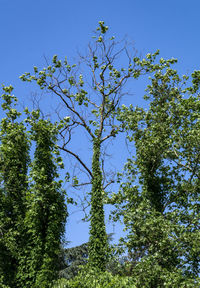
[88, 138, 108, 271]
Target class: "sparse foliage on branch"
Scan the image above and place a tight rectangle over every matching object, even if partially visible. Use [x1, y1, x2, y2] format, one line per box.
[19, 21, 168, 270]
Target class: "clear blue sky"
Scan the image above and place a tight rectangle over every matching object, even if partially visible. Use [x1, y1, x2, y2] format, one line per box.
[1, 0, 200, 248]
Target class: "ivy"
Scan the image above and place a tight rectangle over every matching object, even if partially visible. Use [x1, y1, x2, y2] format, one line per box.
[88, 138, 108, 271]
[17, 118, 67, 288]
[0, 88, 67, 287]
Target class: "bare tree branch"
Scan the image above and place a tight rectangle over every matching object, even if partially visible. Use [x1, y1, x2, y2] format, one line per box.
[58, 145, 93, 179]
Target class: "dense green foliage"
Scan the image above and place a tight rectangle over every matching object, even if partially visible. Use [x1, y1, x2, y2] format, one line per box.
[0, 86, 30, 287]
[114, 63, 200, 286]
[0, 88, 67, 287]
[18, 118, 67, 287]
[52, 266, 136, 288]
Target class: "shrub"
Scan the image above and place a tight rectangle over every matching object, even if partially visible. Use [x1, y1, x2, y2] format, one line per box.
[51, 266, 136, 288]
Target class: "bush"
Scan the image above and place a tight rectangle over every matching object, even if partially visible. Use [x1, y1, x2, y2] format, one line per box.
[51, 266, 136, 288]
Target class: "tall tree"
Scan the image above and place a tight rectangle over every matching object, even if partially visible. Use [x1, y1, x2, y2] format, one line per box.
[0, 86, 30, 287]
[17, 114, 67, 288]
[20, 22, 164, 270]
[115, 64, 200, 286]
[0, 87, 67, 287]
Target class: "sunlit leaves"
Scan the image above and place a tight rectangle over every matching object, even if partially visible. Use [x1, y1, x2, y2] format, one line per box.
[115, 63, 200, 285]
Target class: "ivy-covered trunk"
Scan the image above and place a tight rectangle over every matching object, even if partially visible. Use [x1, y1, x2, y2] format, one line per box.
[0, 86, 30, 288]
[0, 126, 29, 288]
[88, 138, 108, 271]
[17, 119, 67, 288]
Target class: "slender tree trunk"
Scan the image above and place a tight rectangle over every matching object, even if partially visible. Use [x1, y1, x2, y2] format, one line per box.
[88, 138, 108, 271]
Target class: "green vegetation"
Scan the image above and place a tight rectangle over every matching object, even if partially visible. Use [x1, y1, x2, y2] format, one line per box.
[0, 22, 200, 287]
[0, 86, 30, 287]
[52, 267, 136, 288]
[114, 64, 200, 286]
[0, 87, 67, 287]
